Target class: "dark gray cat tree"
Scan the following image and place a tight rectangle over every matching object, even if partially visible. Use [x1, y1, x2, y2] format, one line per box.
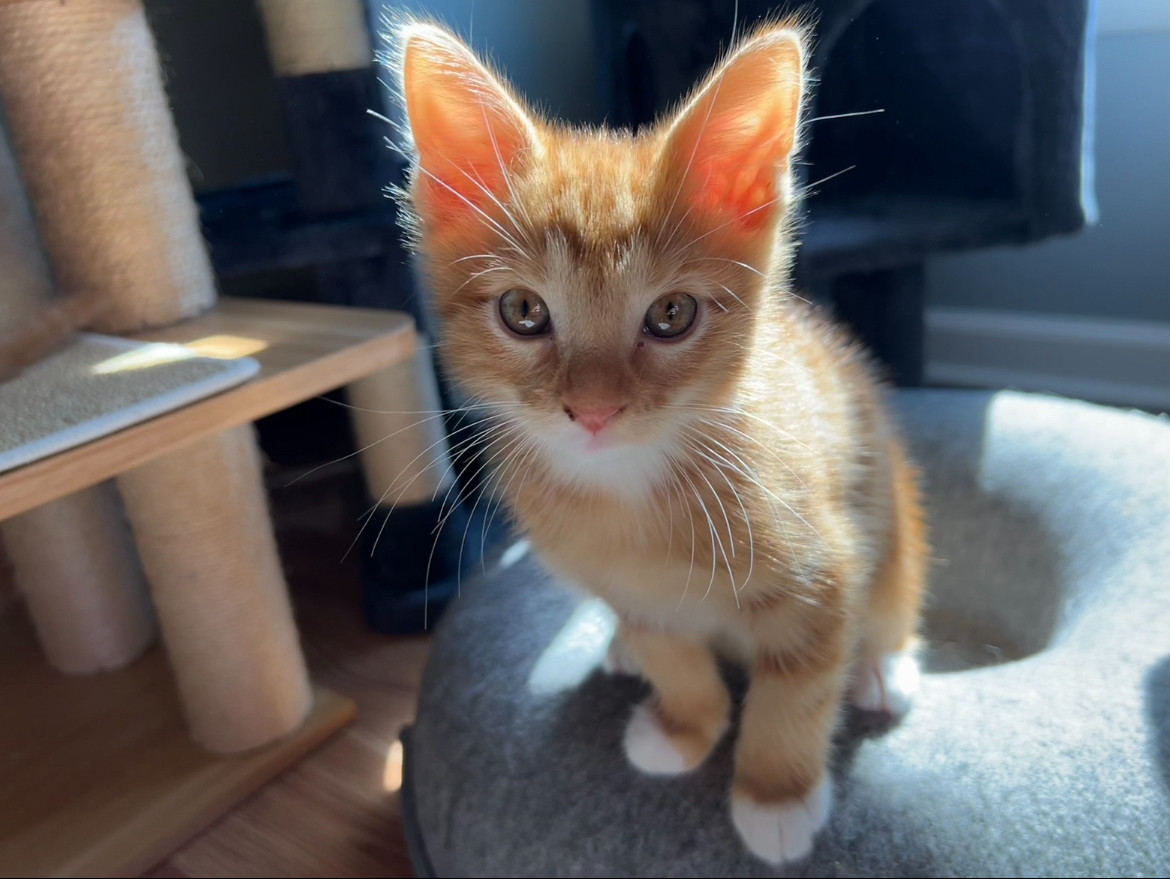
[592, 0, 1096, 384]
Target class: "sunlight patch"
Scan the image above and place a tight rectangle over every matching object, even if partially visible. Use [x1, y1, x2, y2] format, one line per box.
[497, 538, 530, 570]
[526, 598, 616, 696]
[383, 739, 404, 792]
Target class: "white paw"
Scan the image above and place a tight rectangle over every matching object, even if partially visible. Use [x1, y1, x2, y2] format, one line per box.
[730, 776, 833, 866]
[603, 636, 640, 676]
[851, 649, 919, 717]
[622, 703, 688, 775]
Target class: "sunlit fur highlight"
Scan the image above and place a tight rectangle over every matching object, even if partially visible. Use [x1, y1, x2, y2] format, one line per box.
[392, 15, 928, 865]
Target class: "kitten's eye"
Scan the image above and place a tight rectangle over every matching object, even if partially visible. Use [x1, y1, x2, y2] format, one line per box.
[498, 289, 551, 336]
[644, 292, 698, 339]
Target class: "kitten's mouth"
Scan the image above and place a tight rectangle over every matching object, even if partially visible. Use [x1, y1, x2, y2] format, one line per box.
[554, 421, 625, 454]
[583, 431, 616, 451]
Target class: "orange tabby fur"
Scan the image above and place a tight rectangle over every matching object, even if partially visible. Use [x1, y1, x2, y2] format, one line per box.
[394, 18, 928, 865]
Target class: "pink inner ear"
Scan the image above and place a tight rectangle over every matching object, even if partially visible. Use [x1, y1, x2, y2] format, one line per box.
[403, 29, 531, 224]
[686, 106, 795, 229]
[410, 87, 525, 215]
[413, 134, 521, 223]
[666, 31, 803, 230]
[691, 145, 782, 229]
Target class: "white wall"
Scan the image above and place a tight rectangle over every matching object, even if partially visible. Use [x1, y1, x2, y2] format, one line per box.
[1096, 0, 1170, 35]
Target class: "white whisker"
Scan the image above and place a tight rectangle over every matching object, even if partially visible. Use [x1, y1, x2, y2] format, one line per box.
[684, 256, 765, 278]
[414, 164, 527, 254]
[415, 423, 527, 627]
[479, 437, 539, 568]
[800, 164, 856, 195]
[342, 417, 504, 562]
[670, 466, 698, 611]
[677, 466, 720, 603]
[451, 431, 533, 597]
[687, 436, 755, 596]
[682, 441, 741, 607]
[715, 282, 747, 309]
[807, 108, 884, 123]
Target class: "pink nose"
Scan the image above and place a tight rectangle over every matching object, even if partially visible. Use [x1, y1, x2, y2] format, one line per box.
[565, 404, 624, 436]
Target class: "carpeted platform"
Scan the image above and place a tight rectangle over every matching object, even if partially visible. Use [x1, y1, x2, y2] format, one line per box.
[399, 389, 1170, 877]
[0, 333, 258, 473]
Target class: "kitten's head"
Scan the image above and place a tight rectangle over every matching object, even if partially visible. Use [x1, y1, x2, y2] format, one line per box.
[394, 20, 807, 497]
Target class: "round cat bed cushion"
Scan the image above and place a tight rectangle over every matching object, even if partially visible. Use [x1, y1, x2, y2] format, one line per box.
[398, 389, 1170, 877]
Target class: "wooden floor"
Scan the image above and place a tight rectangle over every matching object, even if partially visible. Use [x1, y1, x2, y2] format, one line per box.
[141, 464, 429, 878]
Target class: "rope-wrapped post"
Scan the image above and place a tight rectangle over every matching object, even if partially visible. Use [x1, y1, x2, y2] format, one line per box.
[2, 484, 156, 674]
[0, 115, 157, 675]
[118, 425, 312, 753]
[0, 0, 312, 750]
[0, 0, 215, 333]
[256, 0, 372, 77]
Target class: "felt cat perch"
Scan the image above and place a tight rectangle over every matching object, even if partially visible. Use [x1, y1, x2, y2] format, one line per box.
[0, 0, 309, 752]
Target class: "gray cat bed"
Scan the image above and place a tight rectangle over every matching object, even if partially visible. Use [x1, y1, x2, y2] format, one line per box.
[399, 389, 1170, 877]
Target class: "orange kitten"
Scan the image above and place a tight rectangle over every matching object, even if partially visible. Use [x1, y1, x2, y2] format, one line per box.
[394, 19, 928, 866]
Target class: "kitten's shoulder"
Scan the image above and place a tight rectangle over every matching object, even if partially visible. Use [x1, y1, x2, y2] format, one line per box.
[784, 293, 886, 385]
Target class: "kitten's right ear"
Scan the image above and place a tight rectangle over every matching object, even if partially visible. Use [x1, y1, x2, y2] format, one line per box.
[396, 23, 538, 224]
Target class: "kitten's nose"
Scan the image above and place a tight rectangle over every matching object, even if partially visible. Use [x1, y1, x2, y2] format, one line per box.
[564, 404, 625, 436]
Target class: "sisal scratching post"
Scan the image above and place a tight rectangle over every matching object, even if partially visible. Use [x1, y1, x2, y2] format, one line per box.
[1, 0, 310, 749]
[0, 115, 158, 675]
[347, 338, 455, 507]
[2, 484, 156, 674]
[256, 0, 372, 77]
[118, 426, 312, 753]
[0, 0, 215, 333]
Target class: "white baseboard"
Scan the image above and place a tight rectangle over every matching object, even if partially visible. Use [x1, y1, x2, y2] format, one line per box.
[925, 307, 1170, 412]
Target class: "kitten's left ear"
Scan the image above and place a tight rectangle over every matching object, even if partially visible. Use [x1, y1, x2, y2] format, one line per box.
[659, 26, 805, 230]
[396, 23, 538, 223]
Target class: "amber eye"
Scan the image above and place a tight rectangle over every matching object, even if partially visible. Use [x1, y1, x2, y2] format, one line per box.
[498, 289, 551, 336]
[644, 292, 698, 339]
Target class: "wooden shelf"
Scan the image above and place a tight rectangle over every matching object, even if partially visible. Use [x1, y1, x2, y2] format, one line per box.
[0, 297, 416, 521]
[0, 606, 356, 878]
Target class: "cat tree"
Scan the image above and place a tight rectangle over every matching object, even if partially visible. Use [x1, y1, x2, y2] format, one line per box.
[0, 0, 308, 753]
[0, 0, 415, 873]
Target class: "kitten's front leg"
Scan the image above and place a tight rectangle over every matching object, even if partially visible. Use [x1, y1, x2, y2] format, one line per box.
[731, 634, 850, 865]
[618, 622, 730, 775]
[602, 628, 640, 676]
